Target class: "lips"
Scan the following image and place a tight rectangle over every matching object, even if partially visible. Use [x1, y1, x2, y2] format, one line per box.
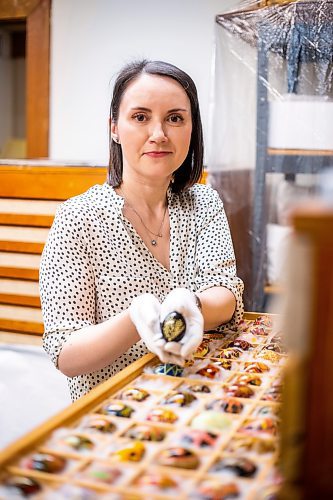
[144, 151, 172, 158]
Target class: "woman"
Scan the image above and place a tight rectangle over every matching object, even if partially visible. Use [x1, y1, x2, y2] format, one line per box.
[40, 60, 244, 401]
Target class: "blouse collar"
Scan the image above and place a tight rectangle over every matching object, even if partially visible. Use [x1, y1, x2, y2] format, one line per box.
[103, 182, 176, 216]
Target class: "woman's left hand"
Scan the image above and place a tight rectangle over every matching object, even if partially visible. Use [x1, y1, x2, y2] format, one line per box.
[160, 288, 204, 359]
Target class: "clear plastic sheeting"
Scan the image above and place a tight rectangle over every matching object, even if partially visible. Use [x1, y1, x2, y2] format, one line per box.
[207, 0, 333, 311]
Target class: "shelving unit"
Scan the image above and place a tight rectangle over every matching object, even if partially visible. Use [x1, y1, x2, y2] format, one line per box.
[253, 1, 333, 310]
[216, 0, 333, 311]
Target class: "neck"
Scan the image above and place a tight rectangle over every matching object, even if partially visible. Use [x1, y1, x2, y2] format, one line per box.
[117, 177, 170, 212]
[117, 177, 170, 248]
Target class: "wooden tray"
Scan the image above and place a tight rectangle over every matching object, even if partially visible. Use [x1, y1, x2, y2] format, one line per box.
[0, 312, 282, 499]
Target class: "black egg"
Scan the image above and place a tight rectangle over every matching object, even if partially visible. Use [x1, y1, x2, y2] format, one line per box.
[161, 311, 186, 342]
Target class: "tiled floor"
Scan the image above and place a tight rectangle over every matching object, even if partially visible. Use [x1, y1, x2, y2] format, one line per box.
[0, 342, 71, 450]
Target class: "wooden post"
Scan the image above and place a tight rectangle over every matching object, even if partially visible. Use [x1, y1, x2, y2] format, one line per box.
[280, 206, 333, 498]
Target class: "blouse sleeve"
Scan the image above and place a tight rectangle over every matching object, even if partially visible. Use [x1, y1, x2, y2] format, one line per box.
[39, 202, 96, 368]
[194, 188, 244, 332]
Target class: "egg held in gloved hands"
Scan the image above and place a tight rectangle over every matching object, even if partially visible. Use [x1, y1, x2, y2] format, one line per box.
[129, 293, 185, 366]
[161, 311, 186, 342]
[160, 288, 204, 359]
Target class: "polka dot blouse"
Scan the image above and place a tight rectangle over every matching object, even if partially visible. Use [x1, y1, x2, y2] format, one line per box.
[39, 183, 244, 401]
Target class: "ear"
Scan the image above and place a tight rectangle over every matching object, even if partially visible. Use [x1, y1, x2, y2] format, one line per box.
[111, 122, 119, 143]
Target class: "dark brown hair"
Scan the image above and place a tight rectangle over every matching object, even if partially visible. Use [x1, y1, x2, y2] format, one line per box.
[108, 60, 204, 193]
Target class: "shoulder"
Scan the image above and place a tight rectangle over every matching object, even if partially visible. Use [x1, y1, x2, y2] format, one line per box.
[55, 183, 116, 224]
[176, 183, 224, 216]
[61, 183, 110, 211]
[48, 184, 119, 240]
[188, 183, 223, 207]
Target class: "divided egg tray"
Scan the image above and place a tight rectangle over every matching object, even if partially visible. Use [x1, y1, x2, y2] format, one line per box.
[0, 313, 284, 499]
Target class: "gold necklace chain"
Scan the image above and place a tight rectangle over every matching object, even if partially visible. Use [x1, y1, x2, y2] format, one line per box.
[120, 188, 168, 246]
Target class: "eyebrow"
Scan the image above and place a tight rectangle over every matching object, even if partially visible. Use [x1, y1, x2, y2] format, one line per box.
[130, 107, 189, 113]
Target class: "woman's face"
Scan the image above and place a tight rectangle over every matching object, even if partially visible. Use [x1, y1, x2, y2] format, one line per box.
[112, 73, 192, 185]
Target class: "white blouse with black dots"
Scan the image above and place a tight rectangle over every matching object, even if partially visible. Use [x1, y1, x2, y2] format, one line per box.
[39, 183, 244, 401]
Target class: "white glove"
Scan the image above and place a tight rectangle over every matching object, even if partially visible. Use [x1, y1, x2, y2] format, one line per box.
[160, 288, 204, 359]
[129, 293, 185, 366]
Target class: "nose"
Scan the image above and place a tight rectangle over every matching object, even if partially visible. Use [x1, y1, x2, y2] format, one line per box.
[149, 121, 167, 143]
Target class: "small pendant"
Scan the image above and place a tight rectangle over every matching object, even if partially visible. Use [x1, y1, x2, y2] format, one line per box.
[151, 239, 157, 246]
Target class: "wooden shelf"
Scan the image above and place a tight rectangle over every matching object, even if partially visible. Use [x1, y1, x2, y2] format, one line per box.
[264, 283, 283, 295]
[268, 147, 333, 157]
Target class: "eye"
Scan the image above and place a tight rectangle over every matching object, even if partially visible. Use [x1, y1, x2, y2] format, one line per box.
[168, 114, 184, 124]
[133, 113, 147, 122]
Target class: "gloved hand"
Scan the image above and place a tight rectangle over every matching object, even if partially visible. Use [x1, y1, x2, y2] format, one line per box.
[160, 288, 204, 359]
[129, 293, 185, 366]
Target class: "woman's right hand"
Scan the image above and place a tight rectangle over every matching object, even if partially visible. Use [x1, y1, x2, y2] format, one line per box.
[129, 293, 184, 366]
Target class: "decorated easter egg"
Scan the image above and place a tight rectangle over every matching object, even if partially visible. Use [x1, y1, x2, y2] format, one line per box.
[240, 417, 278, 436]
[218, 347, 242, 360]
[101, 402, 134, 418]
[125, 424, 165, 442]
[244, 362, 270, 373]
[5, 476, 41, 496]
[85, 416, 116, 433]
[235, 374, 262, 386]
[158, 447, 199, 469]
[154, 363, 183, 377]
[181, 429, 217, 448]
[112, 441, 145, 462]
[259, 350, 281, 363]
[120, 387, 150, 401]
[210, 456, 257, 478]
[196, 480, 239, 499]
[228, 339, 253, 351]
[162, 390, 197, 407]
[191, 411, 232, 434]
[196, 364, 220, 379]
[161, 311, 186, 342]
[86, 465, 121, 484]
[136, 471, 177, 490]
[23, 453, 66, 473]
[190, 384, 211, 393]
[63, 434, 94, 451]
[146, 408, 178, 424]
[223, 383, 255, 398]
[206, 397, 244, 414]
[193, 340, 210, 358]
